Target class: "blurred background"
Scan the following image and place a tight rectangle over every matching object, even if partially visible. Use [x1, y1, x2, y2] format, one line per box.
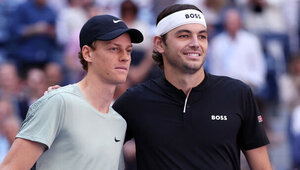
[0, 0, 299, 169]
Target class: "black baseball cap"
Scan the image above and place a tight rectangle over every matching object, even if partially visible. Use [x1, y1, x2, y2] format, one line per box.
[80, 15, 144, 49]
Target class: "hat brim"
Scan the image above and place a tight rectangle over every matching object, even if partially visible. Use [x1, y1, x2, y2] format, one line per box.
[96, 28, 143, 43]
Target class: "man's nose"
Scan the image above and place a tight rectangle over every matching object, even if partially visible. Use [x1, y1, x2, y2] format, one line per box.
[189, 36, 200, 49]
[120, 50, 131, 62]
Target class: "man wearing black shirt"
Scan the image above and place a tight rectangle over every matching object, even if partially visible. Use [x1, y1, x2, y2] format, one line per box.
[113, 4, 271, 170]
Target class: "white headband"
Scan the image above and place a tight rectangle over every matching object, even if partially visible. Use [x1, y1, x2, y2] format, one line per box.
[155, 9, 207, 36]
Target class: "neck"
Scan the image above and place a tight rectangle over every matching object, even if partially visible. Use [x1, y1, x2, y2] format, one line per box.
[228, 29, 239, 39]
[77, 74, 116, 113]
[164, 67, 205, 95]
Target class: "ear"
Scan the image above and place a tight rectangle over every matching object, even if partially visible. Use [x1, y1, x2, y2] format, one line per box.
[82, 45, 93, 63]
[153, 36, 165, 53]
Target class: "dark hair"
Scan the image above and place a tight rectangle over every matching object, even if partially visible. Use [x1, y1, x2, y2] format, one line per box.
[152, 4, 202, 69]
[78, 42, 96, 71]
[121, 0, 138, 18]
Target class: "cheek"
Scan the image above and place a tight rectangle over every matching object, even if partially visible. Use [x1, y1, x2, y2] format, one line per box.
[167, 42, 184, 54]
[201, 41, 208, 50]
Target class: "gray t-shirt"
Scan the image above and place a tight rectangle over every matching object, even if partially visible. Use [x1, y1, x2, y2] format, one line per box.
[16, 84, 126, 170]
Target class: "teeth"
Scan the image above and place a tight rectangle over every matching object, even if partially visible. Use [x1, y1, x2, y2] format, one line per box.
[187, 53, 199, 56]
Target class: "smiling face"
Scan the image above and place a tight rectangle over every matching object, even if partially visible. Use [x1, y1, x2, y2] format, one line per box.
[157, 23, 208, 74]
[83, 33, 133, 85]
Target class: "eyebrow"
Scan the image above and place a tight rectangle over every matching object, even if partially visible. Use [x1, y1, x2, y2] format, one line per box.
[109, 43, 133, 48]
[175, 29, 207, 35]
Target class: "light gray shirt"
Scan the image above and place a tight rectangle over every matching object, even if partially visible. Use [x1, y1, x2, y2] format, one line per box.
[16, 84, 126, 170]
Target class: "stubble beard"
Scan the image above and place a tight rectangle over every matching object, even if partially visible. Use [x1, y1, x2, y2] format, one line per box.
[182, 63, 203, 74]
[165, 54, 203, 74]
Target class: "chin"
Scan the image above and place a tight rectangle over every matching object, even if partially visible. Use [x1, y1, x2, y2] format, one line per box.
[114, 78, 127, 84]
[185, 62, 202, 69]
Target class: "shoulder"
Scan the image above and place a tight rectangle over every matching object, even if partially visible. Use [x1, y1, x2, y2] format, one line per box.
[110, 106, 127, 123]
[113, 78, 162, 110]
[208, 73, 248, 87]
[28, 84, 78, 113]
[123, 79, 160, 98]
[207, 73, 251, 93]
[206, 73, 256, 111]
[47, 84, 81, 98]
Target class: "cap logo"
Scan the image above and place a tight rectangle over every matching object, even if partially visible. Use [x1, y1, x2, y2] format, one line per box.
[113, 19, 123, 24]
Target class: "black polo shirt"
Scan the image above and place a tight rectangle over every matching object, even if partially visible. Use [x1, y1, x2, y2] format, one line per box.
[113, 72, 269, 170]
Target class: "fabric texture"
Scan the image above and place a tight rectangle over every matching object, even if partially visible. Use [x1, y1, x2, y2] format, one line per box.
[17, 84, 126, 170]
[113, 72, 269, 169]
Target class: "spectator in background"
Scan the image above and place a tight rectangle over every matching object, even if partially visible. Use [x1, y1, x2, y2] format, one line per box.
[282, 0, 299, 53]
[208, 7, 266, 96]
[94, 0, 123, 16]
[63, 30, 86, 83]
[150, 0, 175, 25]
[279, 52, 300, 169]
[0, 62, 22, 98]
[18, 68, 48, 121]
[62, 0, 102, 84]
[279, 52, 300, 113]
[11, 0, 57, 78]
[238, 0, 288, 70]
[46, 0, 67, 13]
[44, 62, 64, 86]
[238, 0, 286, 35]
[0, 0, 23, 63]
[114, 0, 161, 100]
[17, 68, 48, 120]
[121, 0, 153, 54]
[55, 0, 95, 47]
[0, 97, 20, 164]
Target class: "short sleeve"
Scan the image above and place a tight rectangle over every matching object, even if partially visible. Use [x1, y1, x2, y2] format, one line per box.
[16, 93, 65, 149]
[240, 88, 269, 150]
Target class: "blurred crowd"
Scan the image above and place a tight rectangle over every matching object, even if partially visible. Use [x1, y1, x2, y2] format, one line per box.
[0, 0, 299, 169]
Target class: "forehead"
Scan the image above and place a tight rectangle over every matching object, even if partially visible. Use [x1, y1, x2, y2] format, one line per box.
[97, 33, 132, 46]
[169, 23, 207, 34]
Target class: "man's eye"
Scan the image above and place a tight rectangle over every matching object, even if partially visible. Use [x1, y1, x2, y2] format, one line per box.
[111, 47, 119, 51]
[178, 35, 188, 38]
[199, 35, 207, 39]
[127, 49, 132, 53]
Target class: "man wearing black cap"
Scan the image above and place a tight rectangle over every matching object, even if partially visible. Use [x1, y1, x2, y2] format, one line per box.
[0, 15, 143, 170]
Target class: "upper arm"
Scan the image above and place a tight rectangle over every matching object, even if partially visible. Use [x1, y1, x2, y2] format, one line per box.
[243, 146, 272, 170]
[17, 93, 65, 149]
[0, 138, 46, 170]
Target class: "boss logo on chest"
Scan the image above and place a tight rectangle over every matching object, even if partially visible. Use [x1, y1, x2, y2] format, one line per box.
[211, 115, 228, 121]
